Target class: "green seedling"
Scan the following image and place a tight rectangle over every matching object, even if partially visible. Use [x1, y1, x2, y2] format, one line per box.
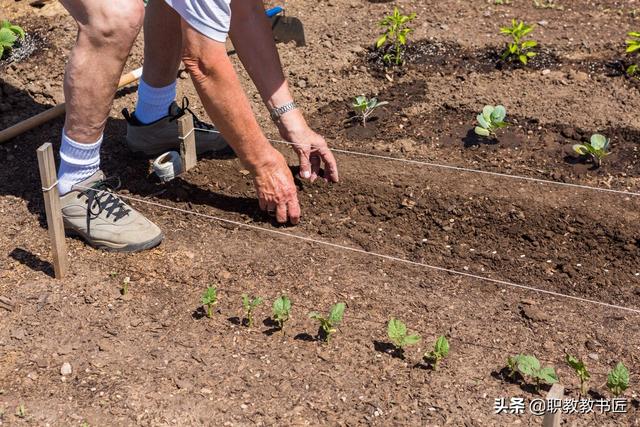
[0, 20, 25, 59]
[507, 354, 558, 391]
[423, 335, 450, 370]
[121, 276, 130, 296]
[309, 302, 346, 342]
[15, 404, 26, 419]
[607, 362, 629, 397]
[242, 294, 263, 327]
[474, 105, 508, 137]
[351, 96, 388, 127]
[272, 295, 291, 331]
[565, 353, 590, 395]
[573, 133, 610, 167]
[376, 7, 416, 66]
[387, 318, 421, 351]
[201, 286, 218, 318]
[500, 19, 538, 65]
[625, 31, 640, 77]
[533, 0, 564, 10]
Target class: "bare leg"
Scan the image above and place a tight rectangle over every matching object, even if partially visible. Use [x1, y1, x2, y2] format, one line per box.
[60, 0, 144, 143]
[141, 0, 182, 87]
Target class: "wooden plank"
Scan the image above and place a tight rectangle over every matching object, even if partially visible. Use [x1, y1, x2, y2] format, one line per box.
[177, 113, 197, 173]
[36, 143, 68, 279]
[543, 383, 564, 427]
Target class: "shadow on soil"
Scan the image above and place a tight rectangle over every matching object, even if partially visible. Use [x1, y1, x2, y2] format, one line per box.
[491, 367, 551, 396]
[373, 340, 405, 360]
[8, 247, 54, 278]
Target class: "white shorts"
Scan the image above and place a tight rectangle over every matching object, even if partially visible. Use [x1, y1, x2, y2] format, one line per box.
[165, 0, 232, 42]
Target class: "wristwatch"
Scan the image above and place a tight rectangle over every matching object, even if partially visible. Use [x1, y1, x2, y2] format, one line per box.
[269, 101, 298, 122]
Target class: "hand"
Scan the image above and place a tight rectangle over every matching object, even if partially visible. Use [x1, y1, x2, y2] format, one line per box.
[251, 148, 301, 225]
[277, 111, 339, 183]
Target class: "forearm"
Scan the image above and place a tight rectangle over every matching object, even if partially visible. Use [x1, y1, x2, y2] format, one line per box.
[229, 0, 294, 110]
[182, 26, 273, 170]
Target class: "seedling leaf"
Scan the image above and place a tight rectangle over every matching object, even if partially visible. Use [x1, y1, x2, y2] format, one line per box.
[387, 318, 421, 350]
[607, 362, 629, 397]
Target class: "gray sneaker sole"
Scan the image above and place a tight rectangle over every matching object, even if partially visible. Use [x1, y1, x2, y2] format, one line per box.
[65, 227, 164, 253]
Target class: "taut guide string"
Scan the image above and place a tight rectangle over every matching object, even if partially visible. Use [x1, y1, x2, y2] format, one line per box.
[75, 184, 640, 316]
[195, 127, 640, 198]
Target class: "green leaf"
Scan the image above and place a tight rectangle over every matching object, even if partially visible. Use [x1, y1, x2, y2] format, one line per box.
[491, 105, 506, 123]
[521, 40, 538, 49]
[482, 105, 494, 121]
[376, 34, 387, 49]
[628, 31, 640, 37]
[329, 302, 345, 324]
[477, 113, 490, 129]
[626, 43, 640, 53]
[0, 45, 4, 58]
[9, 24, 25, 39]
[607, 362, 629, 396]
[201, 286, 217, 305]
[242, 294, 249, 309]
[273, 295, 291, 316]
[387, 318, 407, 345]
[474, 126, 491, 137]
[573, 144, 589, 155]
[0, 28, 18, 47]
[590, 134, 607, 150]
[434, 335, 449, 357]
[515, 354, 541, 377]
[402, 334, 421, 346]
[526, 51, 537, 57]
[538, 366, 559, 384]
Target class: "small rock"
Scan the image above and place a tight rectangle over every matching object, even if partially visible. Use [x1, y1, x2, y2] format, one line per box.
[10, 329, 25, 340]
[587, 353, 599, 361]
[322, 40, 332, 49]
[60, 362, 72, 376]
[175, 378, 193, 390]
[296, 79, 307, 89]
[520, 305, 549, 323]
[538, 20, 549, 26]
[541, 69, 551, 76]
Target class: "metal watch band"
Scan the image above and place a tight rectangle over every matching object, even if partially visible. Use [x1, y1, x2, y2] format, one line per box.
[270, 101, 297, 121]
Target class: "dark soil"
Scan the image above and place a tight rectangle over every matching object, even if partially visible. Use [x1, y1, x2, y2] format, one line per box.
[1, 0, 640, 426]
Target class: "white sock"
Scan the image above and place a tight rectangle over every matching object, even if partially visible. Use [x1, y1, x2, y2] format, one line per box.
[134, 78, 177, 124]
[57, 131, 102, 195]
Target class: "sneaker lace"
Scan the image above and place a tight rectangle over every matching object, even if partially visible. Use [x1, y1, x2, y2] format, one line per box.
[79, 178, 131, 234]
[172, 97, 217, 132]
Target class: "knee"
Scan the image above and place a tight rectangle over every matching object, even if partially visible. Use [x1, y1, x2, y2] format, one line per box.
[82, 1, 144, 46]
[182, 49, 216, 85]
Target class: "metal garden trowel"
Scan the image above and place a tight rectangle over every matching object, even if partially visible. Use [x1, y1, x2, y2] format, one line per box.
[266, 6, 306, 47]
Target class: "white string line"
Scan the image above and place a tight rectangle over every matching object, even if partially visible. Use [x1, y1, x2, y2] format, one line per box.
[77, 185, 640, 315]
[195, 127, 640, 198]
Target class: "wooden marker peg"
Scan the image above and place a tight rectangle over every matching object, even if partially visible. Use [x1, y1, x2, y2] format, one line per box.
[542, 383, 564, 427]
[177, 113, 197, 173]
[36, 143, 69, 279]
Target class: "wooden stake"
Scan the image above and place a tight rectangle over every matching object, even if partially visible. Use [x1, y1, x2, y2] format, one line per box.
[177, 113, 197, 173]
[543, 383, 564, 427]
[36, 143, 68, 279]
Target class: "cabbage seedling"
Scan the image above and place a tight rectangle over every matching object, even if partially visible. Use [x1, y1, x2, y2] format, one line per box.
[507, 354, 558, 391]
[201, 286, 218, 319]
[565, 353, 590, 395]
[242, 294, 263, 327]
[376, 7, 416, 65]
[500, 19, 538, 65]
[424, 335, 450, 370]
[625, 31, 640, 77]
[272, 295, 291, 331]
[572, 133, 610, 167]
[309, 302, 345, 342]
[474, 105, 508, 137]
[607, 362, 629, 397]
[0, 20, 25, 59]
[351, 96, 388, 127]
[387, 318, 421, 351]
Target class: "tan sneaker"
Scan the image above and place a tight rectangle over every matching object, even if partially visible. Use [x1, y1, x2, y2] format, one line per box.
[123, 97, 233, 158]
[60, 171, 164, 252]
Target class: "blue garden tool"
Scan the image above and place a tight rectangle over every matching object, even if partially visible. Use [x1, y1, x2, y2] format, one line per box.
[265, 5, 306, 47]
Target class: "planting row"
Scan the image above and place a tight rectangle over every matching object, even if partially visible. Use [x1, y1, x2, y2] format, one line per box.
[149, 280, 632, 400]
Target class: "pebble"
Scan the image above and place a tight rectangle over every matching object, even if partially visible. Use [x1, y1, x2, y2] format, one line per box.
[541, 69, 551, 76]
[296, 79, 307, 89]
[588, 353, 599, 361]
[60, 362, 72, 376]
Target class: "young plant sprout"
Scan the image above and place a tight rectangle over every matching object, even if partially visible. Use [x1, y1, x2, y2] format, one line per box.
[242, 294, 263, 327]
[474, 105, 508, 137]
[572, 133, 610, 167]
[387, 318, 421, 351]
[351, 96, 388, 127]
[625, 31, 640, 77]
[607, 362, 629, 397]
[309, 302, 346, 342]
[376, 7, 417, 66]
[565, 354, 590, 395]
[423, 336, 450, 370]
[500, 19, 538, 65]
[272, 295, 292, 331]
[507, 354, 558, 390]
[201, 286, 218, 319]
[121, 276, 130, 296]
[0, 20, 25, 59]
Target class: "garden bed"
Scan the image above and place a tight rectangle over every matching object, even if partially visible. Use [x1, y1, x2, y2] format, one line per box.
[0, 0, 639, 425]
